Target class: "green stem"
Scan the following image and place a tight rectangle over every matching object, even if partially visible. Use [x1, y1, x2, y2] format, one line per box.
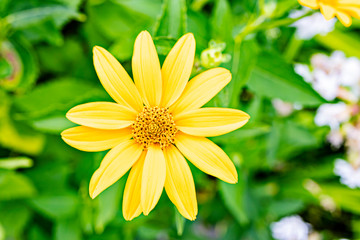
[284, 34, 304, 62]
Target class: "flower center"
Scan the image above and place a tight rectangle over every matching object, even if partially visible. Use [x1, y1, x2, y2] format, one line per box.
[132, 106, 177, 149]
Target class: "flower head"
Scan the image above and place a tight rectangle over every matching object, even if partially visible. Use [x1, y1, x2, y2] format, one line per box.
[61, 31, 250, 220]
[290, 9, 336, 40]
[334, 159, 360, 188]
[298, 0, 360, 27]
[271, 215, 311, 240]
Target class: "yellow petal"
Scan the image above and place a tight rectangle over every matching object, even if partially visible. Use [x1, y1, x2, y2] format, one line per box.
[161, 33, 196, 107]
[320, 3, 336, 20]
[132, 31, 162, 107]
[141, 144, 166, 215]
[93, 46, 143, 112]
[175, 132, 238, 183]
[297, 0, 319, 9]
[338, 5, 360, 18]
[66, 102, 137, 129]
[170, 68, 231, 115]
[338, 0, 360, 6]
[123, 151, 146, 221]
[336, 10, 353, 26]
[89, 140, 143, 199]
[61, 126, 132, 152]
[175, 108, 250, 137]
[163, 145, 197, 221]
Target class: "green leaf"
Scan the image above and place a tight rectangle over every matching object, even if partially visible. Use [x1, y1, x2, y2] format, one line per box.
[315, 29, 360, 59]
[154, 37, 176, 56]
[247, 51, 326, 106]
[14, 78, 109, 119]
[154, 0, 187, 38]
[94, 181, 123, 234]
[0, 171, 36, 200]
[219, 179, 249, 225]
[29, 194, 79, 219]
[30, 115, 75, 134]
[174, 207, 185, 236]
[268, 199, 304, 218]
[229, 39, 259, 107]
[0, 90, 44, 155]
[0, 157, 33, 170]
[0, 202, 31, 239]
[5, 5, 83, 30]
[210, 0, 233, 43]
[55, 219, 81, 240]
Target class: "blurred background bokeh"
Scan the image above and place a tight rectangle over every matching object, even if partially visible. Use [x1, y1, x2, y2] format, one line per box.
[1, 0, 360, 239]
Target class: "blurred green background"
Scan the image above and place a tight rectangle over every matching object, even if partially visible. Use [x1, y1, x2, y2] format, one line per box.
[1, 0, 360, 239]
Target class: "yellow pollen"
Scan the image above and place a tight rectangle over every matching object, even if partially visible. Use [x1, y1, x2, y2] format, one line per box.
[132, 106, 178, 149]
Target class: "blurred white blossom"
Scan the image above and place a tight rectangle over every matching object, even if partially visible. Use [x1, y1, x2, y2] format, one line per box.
[290, 9, 336, 40]
[327, 130, 344, 149]
[314, 102, 351, 129]
[334, 159, 360, 188]
[295, 64, 313, 83]
[271, 215, 311, 240]
[296, 51, 360, 101]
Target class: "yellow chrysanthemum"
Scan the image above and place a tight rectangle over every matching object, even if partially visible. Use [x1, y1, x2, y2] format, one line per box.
[298, 0, 360, 27]
[61, 31, 250, 221]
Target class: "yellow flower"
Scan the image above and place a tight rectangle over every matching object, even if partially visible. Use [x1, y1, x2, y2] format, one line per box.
[61, 31, 250, 221]
[298, 0, 360, 27]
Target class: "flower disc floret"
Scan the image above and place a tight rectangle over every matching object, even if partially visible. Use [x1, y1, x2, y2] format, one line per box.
[132, 106, 177, 149]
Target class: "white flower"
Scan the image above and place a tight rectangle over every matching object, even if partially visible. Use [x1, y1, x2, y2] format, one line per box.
[327, 130, 344, 148]
[339, 57, 360, 87]
[295, 64, 313, 83]
[314, 102, 351, 129]
[290, 9, 336, 40]
[334, 159, 360, 188]
[312, 69, 339, 101]
[271, 215, 311, 240]
[344, 124, 360, 159]
[272, 99, 294, 116]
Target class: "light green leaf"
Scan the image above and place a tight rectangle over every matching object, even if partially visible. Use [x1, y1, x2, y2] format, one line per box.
[5, 5, 83, 30]
[29, 194, 79, 219]
[154, 0, 187, 38]
[94, 181, 123, 234]
[0, 171, 36, 200]
[55, 219, 81, 240]
[0, 202, 31, 239]
[219, 179, 249, 225]
[174, 207, 185, 236]
[0, 157, 33, 170]
[210, 0, 233, 42]
[14, 78, 109, 119]
[247, 51, 326, 106]
[315, 29, 360, 59]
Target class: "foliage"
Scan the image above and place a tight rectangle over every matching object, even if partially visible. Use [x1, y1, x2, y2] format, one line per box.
[0, 0, 359, 239]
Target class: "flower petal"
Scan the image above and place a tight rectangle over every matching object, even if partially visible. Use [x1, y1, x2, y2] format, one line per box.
[163, 145, 197, 221]
[336, 10, 353, 27]
[93, 46, 143, 112]
[170, 68, 231, 115]
[337, 5, 360, 18]
[89, 140, 143, 199]
[175, 132, 238, 183]
[141, 144, 166, 215]
[123, 151, 146, 221]
[61, 126, 132, 152]
[161, 33, 196, 107]
[175, 108, 250, 137]
[66, 102, 137, 129]
[297, 0, 319, 9]
[319, 3, 336, 20]
[132, 31, 162, 107]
